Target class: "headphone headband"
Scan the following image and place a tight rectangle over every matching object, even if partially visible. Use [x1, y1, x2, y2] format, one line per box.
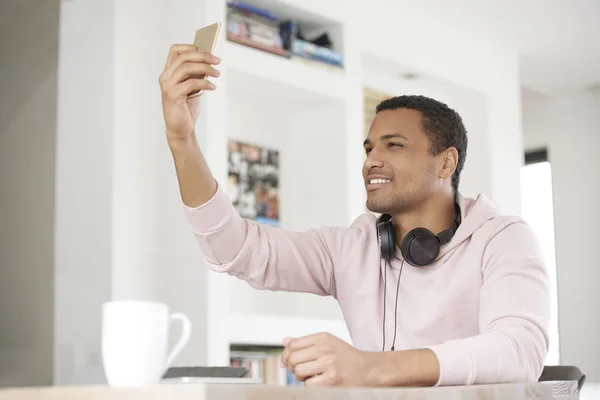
[435, 201, 462, 245]
[376, 213, 395, 261]
[376, 201, 462, 266]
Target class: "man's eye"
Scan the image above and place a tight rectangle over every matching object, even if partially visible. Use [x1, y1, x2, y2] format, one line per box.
[388, 143, 403, 148]
[365, 148, 372, 154]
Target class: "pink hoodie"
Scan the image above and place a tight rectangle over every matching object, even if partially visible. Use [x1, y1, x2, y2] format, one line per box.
[183, 184, 551, 386]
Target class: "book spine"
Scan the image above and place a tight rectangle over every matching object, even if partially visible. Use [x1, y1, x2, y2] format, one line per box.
[227, 0, 278, 21]
[230, 349, 295, 385]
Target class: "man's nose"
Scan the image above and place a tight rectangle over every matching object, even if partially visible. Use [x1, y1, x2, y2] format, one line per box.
[364, 151, 384, 170]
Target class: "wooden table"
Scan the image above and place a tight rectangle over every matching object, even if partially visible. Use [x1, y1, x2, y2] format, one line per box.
[0, 381, 581, 400]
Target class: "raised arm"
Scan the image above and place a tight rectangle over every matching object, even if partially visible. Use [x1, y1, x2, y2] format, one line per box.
[159, 45, 340, 297]
[159, 44, 221, 207]
[182, 185, 339, 296]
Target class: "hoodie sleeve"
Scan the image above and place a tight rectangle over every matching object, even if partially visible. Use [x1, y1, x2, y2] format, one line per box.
[181, 184, 339, 296]
[426, 219, 551, 386]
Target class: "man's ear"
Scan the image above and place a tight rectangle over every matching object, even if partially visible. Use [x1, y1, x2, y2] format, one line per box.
[439, 147, 458, 179]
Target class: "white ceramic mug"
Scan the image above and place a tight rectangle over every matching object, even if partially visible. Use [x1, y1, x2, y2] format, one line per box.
[101, 300, 191, 387]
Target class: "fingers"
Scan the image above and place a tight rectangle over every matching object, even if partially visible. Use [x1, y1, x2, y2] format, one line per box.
[164, 50, 220, 81]
[282, 333, 332, 368]
[159, 46, 221, 100]
[287, 346, 322, 373]
[281, 337, 308, 368]
[304, 373, 330, 387]
[288, 332, 329, 352]
[281, 345, 291, 368]
[281, 337, 296, 367]
[293, 360, 325, 382]
[164, 44, 200, 68]
[170, 78, 216, 99]
[171, 62, 220, 85]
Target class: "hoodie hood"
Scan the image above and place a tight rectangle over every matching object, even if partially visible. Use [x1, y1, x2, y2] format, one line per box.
[437, 191, 505, 258]
[390, 191, 507, 263]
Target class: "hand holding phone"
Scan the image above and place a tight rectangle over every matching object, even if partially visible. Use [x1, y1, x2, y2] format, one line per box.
[158, 22, 221, 144]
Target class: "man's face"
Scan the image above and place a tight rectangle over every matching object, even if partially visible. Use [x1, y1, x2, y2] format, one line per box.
[362, 108, 440, 214]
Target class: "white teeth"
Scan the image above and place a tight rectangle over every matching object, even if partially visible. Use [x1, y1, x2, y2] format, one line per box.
[369, 179, 391, 184]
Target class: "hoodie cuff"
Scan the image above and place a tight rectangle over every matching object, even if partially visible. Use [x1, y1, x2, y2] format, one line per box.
[181, 183, 235, 234]
[425, 340, 473, 386]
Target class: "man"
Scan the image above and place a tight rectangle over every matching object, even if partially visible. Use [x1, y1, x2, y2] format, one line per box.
[159, 45, 551, 387]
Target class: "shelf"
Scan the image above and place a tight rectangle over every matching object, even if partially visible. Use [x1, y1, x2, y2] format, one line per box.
[223, 40, 347, 103]
[236, 0, 344, 28]
[227, 314, 352, 346]
[199, 0, 357, 369]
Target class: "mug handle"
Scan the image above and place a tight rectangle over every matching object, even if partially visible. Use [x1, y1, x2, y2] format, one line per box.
[165, 312, 192, 370]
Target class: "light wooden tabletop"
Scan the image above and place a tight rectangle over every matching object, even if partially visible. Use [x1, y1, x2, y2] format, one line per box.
[0, 381, 581, 400]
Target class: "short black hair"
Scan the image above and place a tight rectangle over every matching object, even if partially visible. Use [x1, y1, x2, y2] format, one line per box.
[375, 95, 468, 194]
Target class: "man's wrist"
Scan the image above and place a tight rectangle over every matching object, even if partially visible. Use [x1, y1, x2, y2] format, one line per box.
[363, 348, 440, 387]
[167, 133, 199, 153]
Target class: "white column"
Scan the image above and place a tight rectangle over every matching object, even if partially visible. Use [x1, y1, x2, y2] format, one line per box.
[54, 0, 115, 385]
[56, 0, 227, 376]
[485, 56, 524, 216]
[111, 0, 166, 301]
[342, 8, 368, 224]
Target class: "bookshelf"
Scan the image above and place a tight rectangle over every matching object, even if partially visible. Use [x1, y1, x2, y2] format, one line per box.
[229, 344, 293, 386]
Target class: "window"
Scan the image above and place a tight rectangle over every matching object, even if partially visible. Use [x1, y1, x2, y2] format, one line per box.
[520, 148, 560, 365]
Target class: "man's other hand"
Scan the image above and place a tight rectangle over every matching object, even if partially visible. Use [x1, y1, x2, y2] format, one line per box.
[281, 332, 373, 387]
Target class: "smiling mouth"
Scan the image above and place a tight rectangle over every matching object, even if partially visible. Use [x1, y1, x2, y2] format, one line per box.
[366, 178, 392, 191]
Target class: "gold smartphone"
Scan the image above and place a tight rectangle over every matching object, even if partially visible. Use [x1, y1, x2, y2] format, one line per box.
[189, 21, 221, 98]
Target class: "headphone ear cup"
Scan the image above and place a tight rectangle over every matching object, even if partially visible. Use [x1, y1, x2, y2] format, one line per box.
[377, 215, 395, 260]
[400, 228, 440, 267]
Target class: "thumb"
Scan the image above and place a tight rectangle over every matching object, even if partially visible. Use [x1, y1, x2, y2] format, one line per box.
[283, 336, 295, 346]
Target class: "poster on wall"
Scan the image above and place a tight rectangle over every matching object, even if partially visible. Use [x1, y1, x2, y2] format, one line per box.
[227, 139, 280, 227]
[363, 86, 391, 134]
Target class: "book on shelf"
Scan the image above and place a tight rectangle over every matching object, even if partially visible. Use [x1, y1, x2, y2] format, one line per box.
[291, 38, 344, 69]
[229, 345, 303, 386]
[226, 1, 288, 57]
[364, 86, 392, 133]
[225, 1, 344, 70]
[227, 0, 278, 21]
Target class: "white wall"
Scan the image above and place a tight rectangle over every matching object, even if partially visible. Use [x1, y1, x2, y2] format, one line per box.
[0, 0, 59, 387]
[225, 82, 348, 320]
[522, 88, 600, 382]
